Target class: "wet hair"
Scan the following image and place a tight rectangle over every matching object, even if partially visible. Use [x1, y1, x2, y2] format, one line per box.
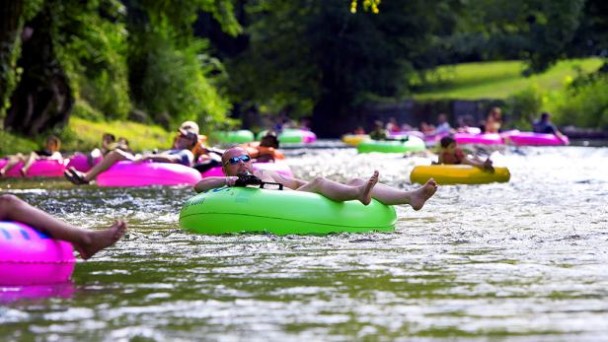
[260, 132, 280, 148]
[102, 133, 116, 142]
[46, 135, 61, 152]
[540, 112, 550, 121]
[440, 136, 456, 148]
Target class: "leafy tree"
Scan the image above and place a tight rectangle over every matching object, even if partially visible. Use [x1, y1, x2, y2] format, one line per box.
[125, 0, 240, 130]
[445, 0, 586, 74]
[2, 0, 130, 135]
[0, 0, 240, 135]
[226, 0, 464, 137]
[0, 0, 44, 125]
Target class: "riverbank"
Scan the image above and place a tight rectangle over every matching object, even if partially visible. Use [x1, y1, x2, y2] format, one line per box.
[0, 117, 174, 155]
[2, 117, 607, 155]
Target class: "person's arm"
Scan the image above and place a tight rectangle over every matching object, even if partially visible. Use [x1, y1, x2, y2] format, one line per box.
[143, 150, 194, 165]
[462, 155, 493, 171]
[143, 153, 182, 163]
[255, 169, 305, 190]
[194, 176, 238, 193]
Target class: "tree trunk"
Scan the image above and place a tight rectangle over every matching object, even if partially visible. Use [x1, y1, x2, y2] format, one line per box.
[0, 0, 25, 126]
[311, 84, 361, 138]
[3, 5, 73, 136]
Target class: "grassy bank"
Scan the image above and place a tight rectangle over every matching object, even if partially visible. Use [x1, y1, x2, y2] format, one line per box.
[414, 58, 604, 100]
[64, 117, 174, 152]
[1, 118, 174, 155]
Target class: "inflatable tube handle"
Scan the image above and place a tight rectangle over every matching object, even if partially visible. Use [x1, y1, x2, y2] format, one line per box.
[260, 182, 283, 190]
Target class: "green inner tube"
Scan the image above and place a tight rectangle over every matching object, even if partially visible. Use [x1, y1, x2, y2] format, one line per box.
[257, 129, 305, 143]
[180, 187, 397, 235]
[212, 130, 255, 144]
[357, 137, 426, 153]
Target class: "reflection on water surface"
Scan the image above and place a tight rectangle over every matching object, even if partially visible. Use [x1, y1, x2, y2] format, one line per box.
[1, 145, 607, 340]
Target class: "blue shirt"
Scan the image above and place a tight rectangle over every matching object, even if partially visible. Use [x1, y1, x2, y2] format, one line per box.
[165, 149, 194, 166]
[532, 121, 557, 134]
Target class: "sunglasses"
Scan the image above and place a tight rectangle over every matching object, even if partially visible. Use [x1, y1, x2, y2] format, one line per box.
[226, 154, 251, 165]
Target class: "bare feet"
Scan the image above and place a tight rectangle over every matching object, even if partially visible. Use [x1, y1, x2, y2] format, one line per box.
[0, 169, 5, 178]
[358, 170, 380, 205]
[410, 178, 438, 211]
[75, 220, 127, 260]
[19, 168, 27, 177]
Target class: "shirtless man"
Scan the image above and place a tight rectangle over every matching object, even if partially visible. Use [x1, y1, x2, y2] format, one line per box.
[194, 147, 438, 210]
[0, 194, 127, 260]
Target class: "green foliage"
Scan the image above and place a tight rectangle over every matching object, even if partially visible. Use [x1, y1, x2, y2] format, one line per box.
[0, 39, 22, 120]
[52, 0, 131, 120]
[0, 117, 173, 154]
[0, 130, 38, 155]
[226, 0, 319, 118]
[0, 0, 44, 120]
[70, 100, 105, 122]
[548, 74, 608, 128]
[139, 29, 231, 129]
[505, 85, 544, 129]
[126, 0, 238, 131]
[64, 117, 174, 152]
[414, 58, 603, 100]
[444, 0, 586, 74]
[231, 0, 462, 120]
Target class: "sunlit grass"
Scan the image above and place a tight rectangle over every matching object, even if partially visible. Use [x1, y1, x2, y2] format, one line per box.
[414, 58, 604, 100]
[65, 117, 174, 152]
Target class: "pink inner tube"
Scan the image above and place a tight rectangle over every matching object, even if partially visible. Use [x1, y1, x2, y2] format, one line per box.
[66, 153, 102, 172]
[504, 131, 569, 146]
[454, 133, 504, 145]
[0, 282, 75, 304]
[302, 130, 317, 144]
[96, 161, 203, 187]
[201, 165, 224, 178]
[0, 221, 75, 286]
[0, 158, 67, 178]
[201, 161, 294, 179]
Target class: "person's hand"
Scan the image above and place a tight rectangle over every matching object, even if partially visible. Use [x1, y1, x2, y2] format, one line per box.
[235, 173, 263, 187]
[483, 158, 494, 172]
[225, 176, 238, 187]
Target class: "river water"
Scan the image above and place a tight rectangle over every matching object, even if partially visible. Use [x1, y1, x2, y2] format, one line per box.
[1, 144, 607, 341]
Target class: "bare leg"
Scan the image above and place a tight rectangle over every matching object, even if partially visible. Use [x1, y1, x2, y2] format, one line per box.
[297, 171, 379, 205]
[0, 194, 127, 260]
[82, 149, 133, 181]
[20, 152, 39, 176]
[0, 154, 25, 177]
[347, 178, 438, 210]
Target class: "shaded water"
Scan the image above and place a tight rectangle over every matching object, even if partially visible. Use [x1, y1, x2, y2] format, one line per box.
[1, 145, 607, 341]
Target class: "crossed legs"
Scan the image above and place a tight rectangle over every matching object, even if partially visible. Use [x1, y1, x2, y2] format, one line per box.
[296, 171, 379, 205]
[347, 177, 438, 210]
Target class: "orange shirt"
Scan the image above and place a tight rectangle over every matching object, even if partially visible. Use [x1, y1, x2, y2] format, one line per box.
[240, 142, 284, 161]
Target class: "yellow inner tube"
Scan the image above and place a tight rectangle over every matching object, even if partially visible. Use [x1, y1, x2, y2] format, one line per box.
[341, 134, 370, 146]
[410, 165, 510, 185]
